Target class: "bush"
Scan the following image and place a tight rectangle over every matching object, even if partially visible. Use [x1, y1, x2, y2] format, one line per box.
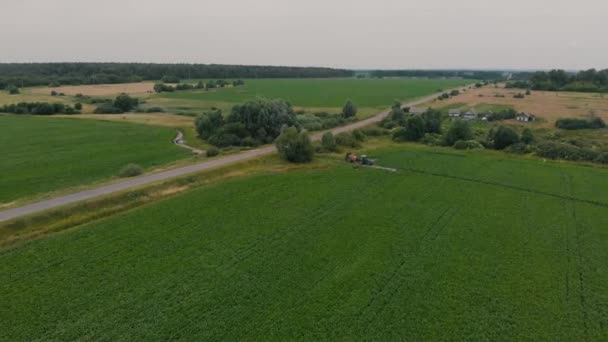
[145, 106, 164, 113]
[335, 132, 360, 148]
[94, 103, 122, 114]
[488, 125, 520, 150]
[6, 85, 19, 94]
[321, 132, 338, 152]
[594, 153, 608, 164]
[505, 143, 532, 155]
[513, 93, 525, 99]
[556, 118, 606, 130]
[161, 75, 180, 83]
[360, 126, 389, 136]
[352, 129, 366, 142]
[275, 127, 314, 163]
[444, 120, 473, 146]
[402, 115, 426, 141]
[113, 93, 139, 112]
[536, 141, 599, 161]
[119, 163, 143, 177]
[74, 103, 83, 110]
[206, 148, 220, 157]
[421, 133, 444, 146]
[342, 99, 357, 118]
[207, 132, 241, 147]
[453, 140, 484, 150]
[195, 109, 224, 139]
[153, 83, 175, 93]
[521, 128, 535, 144]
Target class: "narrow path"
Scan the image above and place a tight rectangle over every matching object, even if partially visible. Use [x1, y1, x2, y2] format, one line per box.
[173, 130, 205, 155]
[0, 87, 468, 222]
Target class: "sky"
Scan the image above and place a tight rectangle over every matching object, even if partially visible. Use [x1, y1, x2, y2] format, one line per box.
[1, 0, 607, 70]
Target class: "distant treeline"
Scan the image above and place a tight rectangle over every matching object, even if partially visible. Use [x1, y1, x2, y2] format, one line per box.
[507, 69, 608, 93]
[0, 63, 354, 88]
[369, 70, 505, 80]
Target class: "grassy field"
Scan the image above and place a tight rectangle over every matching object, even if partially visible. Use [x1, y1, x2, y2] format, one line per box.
[152, 78, 472, 115]
[0, 115, 190, 204]
[1, 145, 607, 340]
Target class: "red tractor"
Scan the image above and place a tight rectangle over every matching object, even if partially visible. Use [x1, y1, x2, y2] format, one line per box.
[345, 153, 374, 166]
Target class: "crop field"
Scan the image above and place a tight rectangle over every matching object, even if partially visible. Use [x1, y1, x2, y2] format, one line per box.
[425, 85, 608, 127]
[29, 82, 157, 97]
[152, 78, 471, 115]
[1, 145, 607, 340]
[0, 115, 189, 204]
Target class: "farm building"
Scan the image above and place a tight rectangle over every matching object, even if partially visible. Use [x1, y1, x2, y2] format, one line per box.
[409, 107, 428, 115]
[462, 109, 477, 120]
[448, 109, 461, 118]
[516, 113, 535, 122]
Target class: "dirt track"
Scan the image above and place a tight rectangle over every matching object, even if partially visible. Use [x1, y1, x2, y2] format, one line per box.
[0, 86, 470, 222]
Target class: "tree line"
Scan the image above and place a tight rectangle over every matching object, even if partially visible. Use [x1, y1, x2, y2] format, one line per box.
[0, 63, 354, 89]
[369, 70, 505, 80]
[507, 69, 608, 93]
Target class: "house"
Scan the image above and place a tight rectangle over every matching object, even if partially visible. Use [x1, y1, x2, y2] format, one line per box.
[462, 109, 477, 120]
[409, 107, 428, 115]
[516, 112, 535, 122]
[448, 109, 461, 118]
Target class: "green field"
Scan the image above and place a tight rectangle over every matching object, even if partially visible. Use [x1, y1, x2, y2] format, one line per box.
[0, 115, 189, 204]
[155, 78, 471, 114]
[1, 145, 607, 340]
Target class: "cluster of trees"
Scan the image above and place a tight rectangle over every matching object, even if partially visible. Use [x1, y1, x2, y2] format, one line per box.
[0, 102, 80, 115]
[93, 94, 139, 114]
[195, 98, 298, 147]
[381, 103, 442, 141]
[369, 70, 504, 80]
[507, 69, 608, 93]
[5, 85, 19, 94]
[536, 141, 608, 164]
[437, 89, 460, 100]
[0, 63, 353, 88]
[486, 108, 517, 121]
[153, 79, 245, 93]
[555, 117, 606, 130]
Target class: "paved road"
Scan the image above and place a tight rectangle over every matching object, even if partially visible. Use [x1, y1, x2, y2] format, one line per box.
[0, 88, 464, 222]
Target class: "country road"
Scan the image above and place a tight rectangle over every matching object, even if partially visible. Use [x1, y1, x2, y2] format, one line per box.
[0, 87, 467, 222]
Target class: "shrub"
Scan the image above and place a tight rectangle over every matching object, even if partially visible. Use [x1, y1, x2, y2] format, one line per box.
[402, 115, 426, 141]
[94, 103, 122, 114]
[444, 120, 473, 146]
[487, 125, 520, 150]
[145, 106, 164, 113]
[450, 89, 460, 96]
[153, 83, 175, 93]
[342, 99, 357, 118]
[321, 132, 338, 152]
[556, 117, 606, 130]
[453, 140, 483, 150]
[275, 127, 314, 163]
[360, 126, 389, 136]
[206, 148, 220, 157]
[51, 90, 58, 96]
[335, 132, 360, 148]
[421, 133, 444, 146]
[513, 93, 525, 99]
[74, 103, 83, 110]
[536, 141, 599, 161]
[352, 129, 366, 142]
[241, 136, 261, 147]
[594, 153, 608, 164]
[161, 75, 180, 83]
[6, 85, 19, 94]
[119, 163, 143, 177]
[207, 132, 241, 147]
[521, 128, 535, 144]
[113, 94, 139, 112]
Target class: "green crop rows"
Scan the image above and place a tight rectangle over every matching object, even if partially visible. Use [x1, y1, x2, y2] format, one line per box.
[0, 115, 189, 203]
[1, 146, 607, 340]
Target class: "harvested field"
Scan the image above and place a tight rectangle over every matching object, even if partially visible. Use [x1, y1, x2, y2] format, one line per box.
[53, 113, 194, 128]
[30, 82, 157, 96]
[426, 85, 608, 127]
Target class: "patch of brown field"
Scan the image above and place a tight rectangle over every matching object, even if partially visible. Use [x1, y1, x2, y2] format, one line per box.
[425, 85, 608, 128]
[52, 113, 194, 128]
[30, 82, 156, 96]
[155, 185, 190, 196]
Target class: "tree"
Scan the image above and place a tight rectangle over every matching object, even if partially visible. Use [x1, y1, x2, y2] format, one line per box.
[321, 132, 338, 152]
[113, 94, 139, 112]
[74, 103, 83, 110]
[403, 116, 426, 141]
[342, 99, 357, 118]
[228, 98, 297, 143]
[6, 85, 19, 94]
[195, 109, 224, 139]
[421, 109, 442, 134]
[275, 127, 314, 163]
[521, 128, 535, 144]
[445, 120, 473, 146]
[161, 75, 180, 83]
[488, 125, 520, 150]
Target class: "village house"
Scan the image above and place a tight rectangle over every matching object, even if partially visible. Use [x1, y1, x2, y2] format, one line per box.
[516, 112, 535, 122]
[462, 109, 477, 120]
[448, 109, 461, 118]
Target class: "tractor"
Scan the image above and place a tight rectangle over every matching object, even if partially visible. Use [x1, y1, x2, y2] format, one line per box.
[345, 152, 374, 166]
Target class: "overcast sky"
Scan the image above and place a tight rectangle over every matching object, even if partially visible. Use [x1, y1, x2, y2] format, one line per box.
[1, 0, 606, 70]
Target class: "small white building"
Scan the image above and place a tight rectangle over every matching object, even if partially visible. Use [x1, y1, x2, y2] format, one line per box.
[448, 109, 461, 118]
[516, 112, 535, 122]
[462, 109, 477, 120]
